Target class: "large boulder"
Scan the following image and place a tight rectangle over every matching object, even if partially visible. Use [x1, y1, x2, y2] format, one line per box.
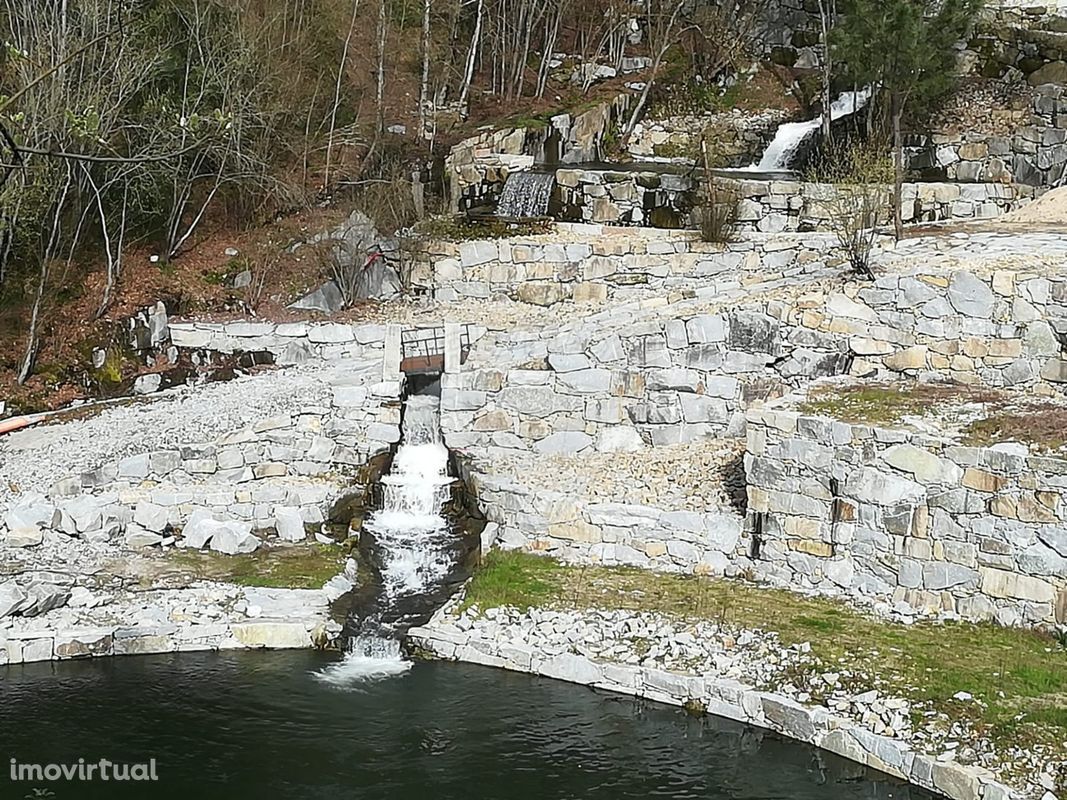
[59, 496, 105, 535]
[4, 525, 43, 548]
[289, 281, 345, 314]
[1029, 61, 1067, 88]
[4, 497, 59, 531]
[133, 501, 170, 534]
[353, 258, 402, 301]
[273, 507, 306, 542]
[181, 512, 219, 550]
[125, 526, 164, 549]
[19, 583, 71, 617]
[0, 581, 27, 618]
[209, 522, 261, 555]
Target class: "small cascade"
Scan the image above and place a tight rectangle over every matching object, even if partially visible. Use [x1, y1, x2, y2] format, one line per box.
[368, 395, 453, 599]
[749, 88, 872, 172]
[497, 172, 556, 218]
[317, 392, 467, 688]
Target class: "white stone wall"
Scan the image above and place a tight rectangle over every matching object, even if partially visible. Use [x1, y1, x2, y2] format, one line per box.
[461, 458, 747, 573]
[906, 86, 1067, 187]
[11, 362, 402, 550]
[746, 397, 1067, 627]
[555, 171, 1030, 231]
[415, 227, 842, 304]
[168, 321, 392, 365]
[440, 264, 1067, 458]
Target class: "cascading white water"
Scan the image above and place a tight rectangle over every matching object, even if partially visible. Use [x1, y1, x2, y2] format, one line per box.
[316, 393, 455, 687]
[369, 396, 453, 598]
[314, 637, 412, 687]
[748, 88, 873, 172]
[497, 172, 556, 218]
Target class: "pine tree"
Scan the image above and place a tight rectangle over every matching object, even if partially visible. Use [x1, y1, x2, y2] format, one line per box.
[833, 0, 984, 239]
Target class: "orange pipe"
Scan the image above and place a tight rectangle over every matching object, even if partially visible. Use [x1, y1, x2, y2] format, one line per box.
[0, 415, 39, 436]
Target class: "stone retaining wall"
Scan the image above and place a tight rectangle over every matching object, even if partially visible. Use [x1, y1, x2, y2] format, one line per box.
[408, 614, 1017, 800]
[168, 321, 390, 365]
[447, 97, 631, 212]
[555, 171, 1030, 230]
[461, 459, 747, 573]
[2, 586, 336, 665]
[440, 262, 1067, 457]
[625, 110, 786, 165]
[906, 85, 1067, 187]
[803, 267, 1067, 389]
[413, 226, 843, 303]
[745, 392, 1067, 627]
[439, 307, 845, 455]
[3, 361, 401, 553]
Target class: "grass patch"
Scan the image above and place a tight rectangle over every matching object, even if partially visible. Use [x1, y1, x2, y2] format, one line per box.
[798, 382, 998, 427]
[963, 405, 1067, 452]
[800, 382, 1067, 453]
[466, 552, 1067, 752]
[167, 543, 345, 590]
[463, 550, 563, 611]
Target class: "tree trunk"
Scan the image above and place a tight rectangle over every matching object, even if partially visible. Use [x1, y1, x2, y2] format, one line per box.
[325, 0, 361, 192]
[418, 0, 431, 143]
[457, 0, 484, 117]
[375, 0, 388, 135]
[892, 96, 904, 241]
[818, 0, 834, 147]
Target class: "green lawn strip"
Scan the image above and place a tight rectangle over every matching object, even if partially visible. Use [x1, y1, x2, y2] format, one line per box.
[166, 543, 345, 590]
[799, 383, 1067, 454]
[465, 552, 1067, 754]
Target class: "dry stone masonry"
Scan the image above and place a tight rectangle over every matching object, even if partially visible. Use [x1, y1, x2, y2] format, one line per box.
[554, 171, 1030, 230]
[745, 387, 1067, 627]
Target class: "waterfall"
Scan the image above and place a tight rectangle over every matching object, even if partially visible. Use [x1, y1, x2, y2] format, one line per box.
[749, 88, 872, 172]
[368, 396, 453, 598]
[315, 393, 457, 688]
[497, 172, 556, 218]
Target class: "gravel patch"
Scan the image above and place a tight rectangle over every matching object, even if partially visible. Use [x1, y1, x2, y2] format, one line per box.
[477, 439, 747, 512]
[0, 362, 351, 512]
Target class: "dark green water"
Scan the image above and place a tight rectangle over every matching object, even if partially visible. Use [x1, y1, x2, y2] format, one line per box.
[0, 651, 940, 800]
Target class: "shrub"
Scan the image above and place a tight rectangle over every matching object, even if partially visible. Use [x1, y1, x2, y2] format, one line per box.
[821, 184, 887, 279]
[697, 183, 741, 244]
[807, 139, 892, 279]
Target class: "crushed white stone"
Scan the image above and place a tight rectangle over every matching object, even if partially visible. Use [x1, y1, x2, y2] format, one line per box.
[0, 363, 339, 513]
[478, 439, 747, 512]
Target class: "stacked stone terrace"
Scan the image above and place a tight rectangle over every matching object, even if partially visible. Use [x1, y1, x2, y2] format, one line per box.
[747, 380, 1067, 627]
[420, 224, 1067, 628]
[0, 357, 401, 663]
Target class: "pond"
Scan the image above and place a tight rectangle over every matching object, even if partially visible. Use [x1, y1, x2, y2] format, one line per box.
[0, 650, 942, 800]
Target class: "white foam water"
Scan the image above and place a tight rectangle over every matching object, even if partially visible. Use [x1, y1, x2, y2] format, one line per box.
[748, 88, 872, 171]
[314, 637, 413, 689]
[317, 393, 454, 688]
[497, 172, 555, 218]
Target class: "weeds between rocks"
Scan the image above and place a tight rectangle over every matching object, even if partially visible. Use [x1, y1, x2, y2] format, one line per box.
[166, 543, 345, 590]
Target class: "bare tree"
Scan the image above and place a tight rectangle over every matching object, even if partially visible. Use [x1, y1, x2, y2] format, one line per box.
[418, 0, 432, 140]
[325, 0, 361, 191]
[457, 0, 485, 116]
[375, 0, 388, 135]
[817, 0, 837, 146]
[622, 0, 690, 142]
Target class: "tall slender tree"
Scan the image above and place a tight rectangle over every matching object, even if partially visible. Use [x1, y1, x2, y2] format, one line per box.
[833, 0, 984, 239]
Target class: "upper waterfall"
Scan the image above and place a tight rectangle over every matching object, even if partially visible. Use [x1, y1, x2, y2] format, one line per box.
[497, 172, 556, 218]
[749, 88, 872, 172]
